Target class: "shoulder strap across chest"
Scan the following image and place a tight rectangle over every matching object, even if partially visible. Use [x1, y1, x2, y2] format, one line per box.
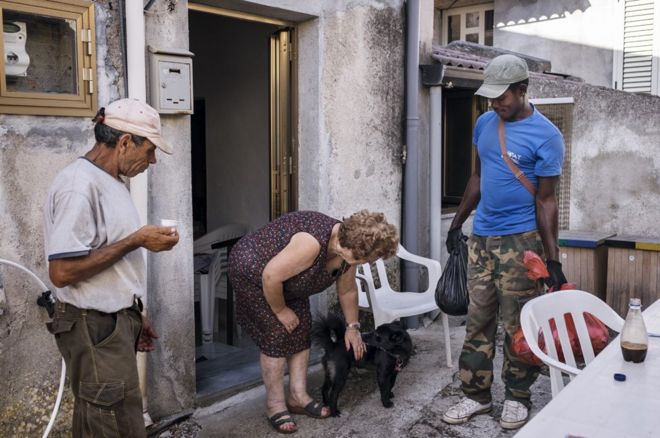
[498, 118, 537, 196]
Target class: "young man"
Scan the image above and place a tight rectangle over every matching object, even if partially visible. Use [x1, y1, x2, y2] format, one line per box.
[43, 99, 179, 437]
[442, 55, 567, 430]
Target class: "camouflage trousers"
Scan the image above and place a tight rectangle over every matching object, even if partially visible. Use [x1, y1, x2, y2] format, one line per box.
[459, 230, 545, 408]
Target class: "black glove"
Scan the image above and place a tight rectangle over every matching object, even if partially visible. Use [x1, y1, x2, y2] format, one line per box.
[545, 259, 567, 290]
[446, 227, 465, 255]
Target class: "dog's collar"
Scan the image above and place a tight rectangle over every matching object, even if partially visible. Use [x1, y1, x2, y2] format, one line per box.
[394, 353, 408, 371]
[371, 344, 408, 371]
[362, 332, 409, 371]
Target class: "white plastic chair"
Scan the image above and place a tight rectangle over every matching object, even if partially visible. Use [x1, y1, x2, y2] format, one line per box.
[356, 244, 452, 367]
[193, 223, 248, 344]
[520, 289, 624, 397]
[197, 248, 229, 344]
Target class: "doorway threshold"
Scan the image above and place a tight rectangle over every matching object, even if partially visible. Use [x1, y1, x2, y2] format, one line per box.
[195, 342, 322, 407]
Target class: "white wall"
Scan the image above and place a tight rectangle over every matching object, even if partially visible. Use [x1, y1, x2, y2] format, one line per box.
[494, 0, 618, 87]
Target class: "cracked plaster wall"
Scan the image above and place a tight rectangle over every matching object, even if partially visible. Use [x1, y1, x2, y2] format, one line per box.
[144, 0, 196, 420]
[0, 0, 196, 431]
[298, 0, 406, 313]
[1, 0, 417, 430]
[300, 0, 404, 222]
[528, 78, 660, 236]
[0, 2, 124, 435]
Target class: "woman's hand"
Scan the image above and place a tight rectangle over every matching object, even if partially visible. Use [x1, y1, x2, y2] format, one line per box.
[345, 327, 365, 361]
[275, 307, 300, 333]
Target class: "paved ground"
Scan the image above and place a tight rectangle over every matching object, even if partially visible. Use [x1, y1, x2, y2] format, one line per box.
[157, 316, 553, 438]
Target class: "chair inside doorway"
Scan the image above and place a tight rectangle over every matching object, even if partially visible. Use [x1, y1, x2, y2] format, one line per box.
[193, 223, 262, 403]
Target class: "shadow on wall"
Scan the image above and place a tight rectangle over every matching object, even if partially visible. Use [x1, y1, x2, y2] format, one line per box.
[494, 31, 613, 85]
[495, 0, 593, 27]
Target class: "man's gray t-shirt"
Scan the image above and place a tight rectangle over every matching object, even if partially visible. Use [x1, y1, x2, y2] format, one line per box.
[43, 158, 145, 313]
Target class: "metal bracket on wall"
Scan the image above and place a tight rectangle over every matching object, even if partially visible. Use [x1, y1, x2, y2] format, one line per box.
[400, 144, 407, 165]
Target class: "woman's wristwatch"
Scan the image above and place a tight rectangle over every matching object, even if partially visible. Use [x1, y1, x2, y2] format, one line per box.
[346, 322, 361, 331]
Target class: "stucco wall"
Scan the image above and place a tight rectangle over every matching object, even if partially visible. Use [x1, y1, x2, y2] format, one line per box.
[494, 0, 617, 88]
[297, 0, 405, 311]
[144, 0, 196, 420]
[298, 0, 404, 223]
[1, 0, 413, 429]
[0, 3, 124, 435]
[528, 78, 660, 236]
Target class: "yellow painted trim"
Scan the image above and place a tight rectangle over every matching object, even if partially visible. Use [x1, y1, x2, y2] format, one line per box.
[188, 2, 291, 27]
[0, 0, 97, 116]
[0, 104, 94, 116]
[636, 242, 660, 252]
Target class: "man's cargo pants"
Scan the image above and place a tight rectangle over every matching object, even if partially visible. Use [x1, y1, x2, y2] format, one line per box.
[459, 230, 545, 408]
[47, 300, 145, 437]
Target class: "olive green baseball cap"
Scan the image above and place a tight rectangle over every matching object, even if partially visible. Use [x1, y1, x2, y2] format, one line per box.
[475, 54, 529, 99]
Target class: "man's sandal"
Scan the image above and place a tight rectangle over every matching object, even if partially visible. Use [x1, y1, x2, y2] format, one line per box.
[286, 400, 330, 419]
[268, 411, 298, 434]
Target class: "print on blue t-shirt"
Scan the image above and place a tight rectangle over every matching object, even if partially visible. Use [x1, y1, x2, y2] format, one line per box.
[472, 106, 564, 236]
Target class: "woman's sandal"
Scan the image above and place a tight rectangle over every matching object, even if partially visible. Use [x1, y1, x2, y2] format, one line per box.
[286, 400, 331, 419]
[268, 411, 298, 434]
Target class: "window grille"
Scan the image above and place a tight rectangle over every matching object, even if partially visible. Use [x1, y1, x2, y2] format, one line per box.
[533, 99, 574, 230]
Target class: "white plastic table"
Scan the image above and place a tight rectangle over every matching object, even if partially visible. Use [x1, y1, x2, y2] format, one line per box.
[516, 299, 660, 438]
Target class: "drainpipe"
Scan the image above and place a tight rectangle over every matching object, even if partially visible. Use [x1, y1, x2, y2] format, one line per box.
[421, 65, 444, 280]
[124, 0, 152, 427]
[422, 63, 452, 367]
[403, 0, 421, 307]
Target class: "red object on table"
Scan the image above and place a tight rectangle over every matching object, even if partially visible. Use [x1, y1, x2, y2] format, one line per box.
[511, 251, 610, 366]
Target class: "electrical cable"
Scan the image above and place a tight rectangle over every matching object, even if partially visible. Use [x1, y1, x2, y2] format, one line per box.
[0, 258, 65, 438]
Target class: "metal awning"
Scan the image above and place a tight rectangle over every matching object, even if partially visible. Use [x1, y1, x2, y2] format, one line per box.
[427, 42, 581, 89]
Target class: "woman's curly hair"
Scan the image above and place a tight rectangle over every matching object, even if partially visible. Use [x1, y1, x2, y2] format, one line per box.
[338, 210, 398, 260]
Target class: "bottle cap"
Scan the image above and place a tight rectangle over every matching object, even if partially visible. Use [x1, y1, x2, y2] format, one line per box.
[614, 373, 626, 382]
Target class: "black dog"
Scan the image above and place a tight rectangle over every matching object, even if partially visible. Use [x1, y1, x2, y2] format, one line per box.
[311, 314, 413, 416]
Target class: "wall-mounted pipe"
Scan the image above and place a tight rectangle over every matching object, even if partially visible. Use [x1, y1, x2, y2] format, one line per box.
[403, 0, 421, 301]
[124, 0, 152, 427]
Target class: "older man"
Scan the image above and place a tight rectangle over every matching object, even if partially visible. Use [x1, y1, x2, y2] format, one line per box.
[442, 55, 566, 430]
[43, 99, 179, 437]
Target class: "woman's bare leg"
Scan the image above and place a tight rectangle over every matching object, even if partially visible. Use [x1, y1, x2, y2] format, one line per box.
[261, 353, 296, 432]
[286, 348, 330, 417]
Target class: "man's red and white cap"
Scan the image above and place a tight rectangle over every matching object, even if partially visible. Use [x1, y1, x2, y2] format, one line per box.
[102, 98, 172, 154]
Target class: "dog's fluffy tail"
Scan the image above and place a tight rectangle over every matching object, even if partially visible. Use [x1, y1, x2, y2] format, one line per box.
[311, 314, 346, 352]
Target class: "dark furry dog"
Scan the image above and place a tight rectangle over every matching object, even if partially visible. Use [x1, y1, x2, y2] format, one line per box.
[311, 314, 413, 416]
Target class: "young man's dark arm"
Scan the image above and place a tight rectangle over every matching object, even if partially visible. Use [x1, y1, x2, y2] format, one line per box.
[536, 175, 566, 288]
[535, 176, 559, 261]
[447, 154, 482, 252]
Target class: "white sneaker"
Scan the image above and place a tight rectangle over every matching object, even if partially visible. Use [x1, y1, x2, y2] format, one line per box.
[500, 400, 529, 429]
[442, 398, 492, 424]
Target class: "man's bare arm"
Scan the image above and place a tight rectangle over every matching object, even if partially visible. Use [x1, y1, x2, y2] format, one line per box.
[49, 225, 179, 287]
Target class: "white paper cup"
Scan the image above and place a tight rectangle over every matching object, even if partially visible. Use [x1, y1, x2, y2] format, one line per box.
[160, 219, 178, 234]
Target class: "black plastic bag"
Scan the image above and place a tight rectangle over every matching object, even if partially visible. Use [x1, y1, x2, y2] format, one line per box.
[435, 237, 469, 316]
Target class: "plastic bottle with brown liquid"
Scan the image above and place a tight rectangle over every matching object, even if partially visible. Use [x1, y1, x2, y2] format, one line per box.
[620, 298, 648, 363]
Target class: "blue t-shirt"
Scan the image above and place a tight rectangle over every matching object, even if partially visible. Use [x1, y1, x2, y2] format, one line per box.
[473, 107, 564, 236]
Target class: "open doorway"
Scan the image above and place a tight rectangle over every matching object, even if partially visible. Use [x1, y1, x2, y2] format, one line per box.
[189, 7, 296, 404]
[442, 88, 488, 209]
